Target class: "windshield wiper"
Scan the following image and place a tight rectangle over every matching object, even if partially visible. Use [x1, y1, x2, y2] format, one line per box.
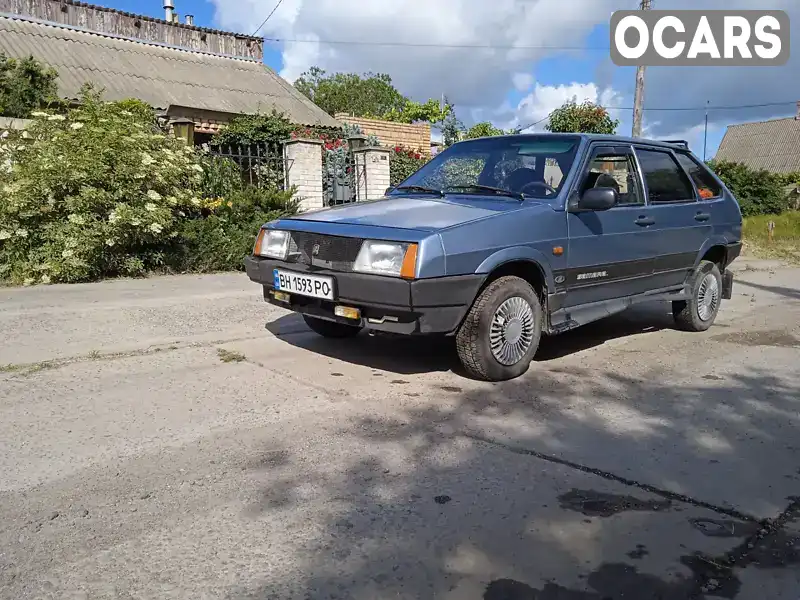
[446, 184, 525, 201]
[393, 185, 445, 197]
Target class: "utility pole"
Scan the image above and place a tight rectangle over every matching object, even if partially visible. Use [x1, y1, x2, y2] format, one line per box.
[703, 101, 709, 160]
[631, 0, 651, 138]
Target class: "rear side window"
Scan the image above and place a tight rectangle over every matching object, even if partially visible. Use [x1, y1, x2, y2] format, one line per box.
[636, 149, 695, 203]
[675, 153, 722, 199]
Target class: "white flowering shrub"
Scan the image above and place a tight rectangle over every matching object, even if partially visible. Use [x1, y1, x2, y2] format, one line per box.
[0, 89, 223, 284]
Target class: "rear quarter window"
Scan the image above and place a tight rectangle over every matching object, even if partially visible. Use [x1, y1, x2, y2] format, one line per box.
[636, 148, 695, 203]
[675, 153, 722, 199]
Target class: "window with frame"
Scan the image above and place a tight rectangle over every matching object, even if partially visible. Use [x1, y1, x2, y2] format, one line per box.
[636, 149, 696, 203]
[675, 152, 722, 199]
[580, 152, 643, 205]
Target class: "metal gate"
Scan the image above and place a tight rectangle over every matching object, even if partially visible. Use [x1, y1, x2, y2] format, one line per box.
[324, 147, 366, 206]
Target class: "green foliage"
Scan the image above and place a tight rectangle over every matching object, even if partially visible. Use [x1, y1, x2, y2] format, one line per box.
[707, 160, 794, 216]
[389, 146, 429, 186]
[378, 98, 451, 125]
[545, 100, 619, 134]
[211, 109, 294, 149]
[170, 187, 297, 273]
[462, 121, 514, 139]
[294, 66, 450, 124]
[294, 67, 405, 118]
[0, 87, 297, 285]
[0, 53, 60, 118]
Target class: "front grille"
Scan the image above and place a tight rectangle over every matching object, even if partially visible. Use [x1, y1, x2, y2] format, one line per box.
[287, 232, 364, 272]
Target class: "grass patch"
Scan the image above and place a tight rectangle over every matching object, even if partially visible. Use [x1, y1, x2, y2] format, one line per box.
[742, 212, 800, 263]
[0, 360, 57, 376]
[217, 348, 246, 363]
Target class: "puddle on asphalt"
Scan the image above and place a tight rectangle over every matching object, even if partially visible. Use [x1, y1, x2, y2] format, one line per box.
[711, 330, 799, 348]
[557, 489, 672, 518]
[689, 518, 760, 538]
[483, 559, 738, 599]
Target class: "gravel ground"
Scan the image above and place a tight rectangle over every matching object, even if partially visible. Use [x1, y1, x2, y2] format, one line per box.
[1, 259, 799, 599]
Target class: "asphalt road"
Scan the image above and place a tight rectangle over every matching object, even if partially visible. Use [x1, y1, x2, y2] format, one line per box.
[1, 258, 799, 599]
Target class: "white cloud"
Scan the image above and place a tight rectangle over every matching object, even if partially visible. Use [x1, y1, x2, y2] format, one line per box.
[512, 82, 625, 131]
[512, 73, 535, 92]
[210, 0, 800, 142]
[210, 0, 625, 114]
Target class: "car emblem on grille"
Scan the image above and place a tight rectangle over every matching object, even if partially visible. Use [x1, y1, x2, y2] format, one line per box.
[311, 243, 321, 256]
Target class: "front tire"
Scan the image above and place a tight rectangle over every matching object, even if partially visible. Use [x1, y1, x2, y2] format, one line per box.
[302, 315, 361, 338]
[456, 276, 543, 381]
[673, 260, 722, 332]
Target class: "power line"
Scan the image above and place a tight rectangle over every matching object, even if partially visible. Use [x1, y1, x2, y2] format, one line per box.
[605, 101, 797, 112]
[264, 37, 608, 51]
[252, 0, 285, 37]
[517, 114, 552, 132]
[516, 100, 796, 132]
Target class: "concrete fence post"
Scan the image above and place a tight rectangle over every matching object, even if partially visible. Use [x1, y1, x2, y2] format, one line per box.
[282, 138, 324, 212]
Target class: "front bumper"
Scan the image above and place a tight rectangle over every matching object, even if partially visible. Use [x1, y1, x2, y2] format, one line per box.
[245, 256, 484, 335]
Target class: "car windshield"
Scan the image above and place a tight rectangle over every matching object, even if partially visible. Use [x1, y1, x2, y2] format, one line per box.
[391, 135, 581, 200]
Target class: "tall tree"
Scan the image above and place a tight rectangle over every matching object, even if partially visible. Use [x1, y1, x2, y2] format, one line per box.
[545, 99, 619, 135]
[293, 67, 449, 124]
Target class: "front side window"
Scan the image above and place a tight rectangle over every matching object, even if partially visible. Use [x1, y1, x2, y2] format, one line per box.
[579, 151, 643, 206]
[636, 148, 696, 203]
[391, 135, 581, 199]
[675, 152, 722, 199]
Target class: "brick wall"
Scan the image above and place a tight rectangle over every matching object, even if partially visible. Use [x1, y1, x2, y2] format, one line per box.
[334, 114, 431, 156]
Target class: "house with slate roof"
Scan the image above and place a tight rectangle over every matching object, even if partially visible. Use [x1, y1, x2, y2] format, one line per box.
[715, 102, 800, 174]
[0, 0, 339, 144]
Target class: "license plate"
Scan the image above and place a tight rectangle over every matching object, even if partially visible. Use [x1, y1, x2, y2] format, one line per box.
[273, 269, 334, 300]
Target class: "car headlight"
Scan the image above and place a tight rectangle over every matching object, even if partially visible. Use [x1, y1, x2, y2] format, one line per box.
[354, 240, 418, 278]
[255, 229, 290, 259]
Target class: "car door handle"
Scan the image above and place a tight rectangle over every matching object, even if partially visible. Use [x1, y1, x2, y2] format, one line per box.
[635, 216, 655, 226]
[695, 212, 711, 222]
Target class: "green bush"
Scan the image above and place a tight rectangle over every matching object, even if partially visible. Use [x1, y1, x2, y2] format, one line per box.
[0, 53, 60, 118]
[169, 187, 297, 273]
[707, 160, 793, 217]
[0, 88, 209, 283]
[0, 87, 298, 285]
[389, 146, 429, 186]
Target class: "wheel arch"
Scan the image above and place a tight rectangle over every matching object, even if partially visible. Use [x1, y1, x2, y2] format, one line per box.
[695, 237, 731, 270]
[475, 247, 555, 292]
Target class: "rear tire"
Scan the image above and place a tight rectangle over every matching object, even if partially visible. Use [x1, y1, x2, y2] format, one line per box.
[673, 260, 722, 332]
[302, 315, 361, 338]
[456, 276, 543, 381]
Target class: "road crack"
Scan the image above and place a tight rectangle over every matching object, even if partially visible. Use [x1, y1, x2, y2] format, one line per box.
[463, 432, 760, 523]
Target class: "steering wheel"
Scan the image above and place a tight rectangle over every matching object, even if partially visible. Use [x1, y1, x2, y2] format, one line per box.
[519, 180, 557, 196]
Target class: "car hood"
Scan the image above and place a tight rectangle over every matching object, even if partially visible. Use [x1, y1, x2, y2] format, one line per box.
[288, 195, 534, 232]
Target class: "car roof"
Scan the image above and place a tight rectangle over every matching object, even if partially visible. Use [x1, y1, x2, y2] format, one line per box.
[455, 132, 692, 152]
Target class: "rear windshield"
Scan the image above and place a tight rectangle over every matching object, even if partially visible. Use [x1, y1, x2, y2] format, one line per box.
[392, 135, 581, 199]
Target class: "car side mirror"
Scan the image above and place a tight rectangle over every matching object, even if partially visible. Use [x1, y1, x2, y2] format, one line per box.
[384, 186, 395, 196]
[576, 187, 618, 211]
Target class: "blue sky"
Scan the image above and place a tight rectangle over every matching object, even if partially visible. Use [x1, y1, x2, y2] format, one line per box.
[91, 0, 797, 158]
